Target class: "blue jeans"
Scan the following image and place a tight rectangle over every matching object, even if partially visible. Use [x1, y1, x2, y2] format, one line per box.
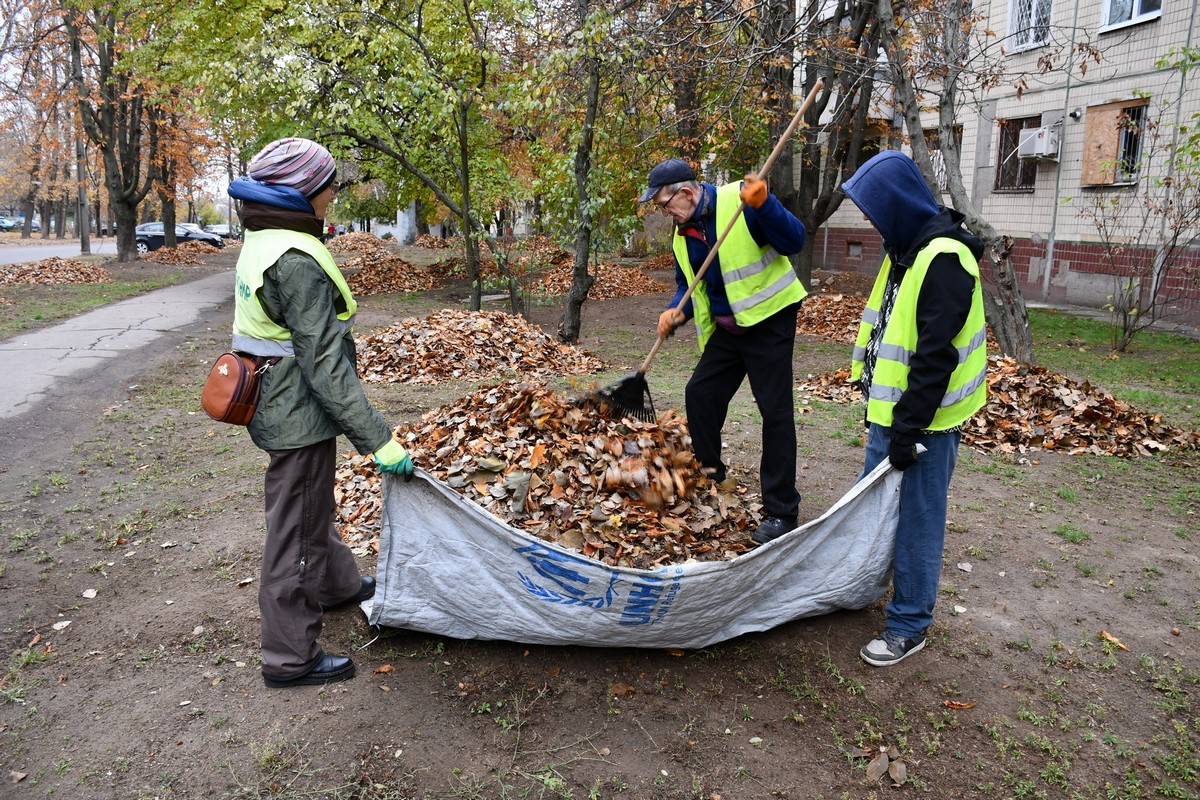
[859, 424, 961, 639]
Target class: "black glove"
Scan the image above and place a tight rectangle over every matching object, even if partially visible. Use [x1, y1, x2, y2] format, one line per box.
[888, 434, 918, 471]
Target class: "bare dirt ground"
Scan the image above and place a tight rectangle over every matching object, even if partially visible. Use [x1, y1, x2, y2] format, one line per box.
[0, 243, 1197, 800]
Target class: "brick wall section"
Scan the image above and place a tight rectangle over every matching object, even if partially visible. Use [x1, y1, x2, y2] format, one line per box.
[814, 226, 1200, 327]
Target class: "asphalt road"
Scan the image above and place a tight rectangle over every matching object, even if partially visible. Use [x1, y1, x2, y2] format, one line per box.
[0, 240, 117, 265]
[0, 271, 233, 469]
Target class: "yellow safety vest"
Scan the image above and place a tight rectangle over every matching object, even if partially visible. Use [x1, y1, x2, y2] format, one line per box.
[850, 237, 987, 430]
[232, 229, 357, 357]
[672, 183, 807, 350]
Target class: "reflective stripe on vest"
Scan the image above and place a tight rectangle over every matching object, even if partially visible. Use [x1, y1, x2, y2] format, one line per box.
[233, 228, 357, 357]
[850, 237, 987, 430]
[671, 183, 807, 350]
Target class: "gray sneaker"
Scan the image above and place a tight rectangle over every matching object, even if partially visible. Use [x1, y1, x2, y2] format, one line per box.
[860, 631, 926, 667]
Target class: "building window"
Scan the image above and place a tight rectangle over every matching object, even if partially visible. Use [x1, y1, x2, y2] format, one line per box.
[1081, 100, 1148, 186]
[1101, 0, 1162, 29]
[994, 117, 1040, 192]
[1010, 0, 1053, 50]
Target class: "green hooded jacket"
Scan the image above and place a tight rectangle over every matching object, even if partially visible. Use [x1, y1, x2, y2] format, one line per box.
[245, 248, 391, 454]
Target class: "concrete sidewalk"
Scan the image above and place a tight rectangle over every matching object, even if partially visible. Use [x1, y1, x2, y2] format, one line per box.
[0, 272, 232, 419]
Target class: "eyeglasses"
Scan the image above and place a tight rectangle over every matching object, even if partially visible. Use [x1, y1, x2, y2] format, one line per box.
[653, 187, 681, 211]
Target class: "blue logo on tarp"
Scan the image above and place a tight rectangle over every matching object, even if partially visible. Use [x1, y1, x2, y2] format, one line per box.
[515, 543, 617, 608]
[516, 543, 684, 626]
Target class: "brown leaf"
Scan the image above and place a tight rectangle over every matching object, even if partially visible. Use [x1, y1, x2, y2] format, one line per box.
[373, 664, 395, 674]
[865, 750, 890, 782]
[888, 758, 908, 785]
[609, 682, 635, 698]
[944, 700, 976, 710]
[1099, 629, 1130, 651]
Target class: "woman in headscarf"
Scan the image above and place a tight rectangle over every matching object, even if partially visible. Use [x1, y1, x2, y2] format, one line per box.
[227, 137, 412, 688]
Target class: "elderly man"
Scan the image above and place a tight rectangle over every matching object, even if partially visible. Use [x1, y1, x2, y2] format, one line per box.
[640, 158, 808, 545]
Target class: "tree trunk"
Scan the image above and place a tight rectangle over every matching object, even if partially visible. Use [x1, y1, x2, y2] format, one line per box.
[68, 10, 158, 263]
[876, 0, 1034, 365]
[560, 0, 600, 344]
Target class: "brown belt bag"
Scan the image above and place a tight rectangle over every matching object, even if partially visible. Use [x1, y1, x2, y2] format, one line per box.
[201, 352, 278, 425]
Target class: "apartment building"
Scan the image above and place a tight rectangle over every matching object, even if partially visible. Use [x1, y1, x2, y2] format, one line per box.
[816, 0, 1200, 325]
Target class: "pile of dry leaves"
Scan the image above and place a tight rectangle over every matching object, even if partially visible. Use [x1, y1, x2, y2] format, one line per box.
[0, 257, 113, 285]
[178, 240, 222, 254]
[797, 293, 866, 343]
[345, 252, 437, 295]
[356, 309, 605, 384]
[964, 357, 1200, 456]
[797, 356, 1200, 457]
[640, 253, 676, 272]
[328, 232, 387, 254]
[143, 248, 201, 265]
[415, 233, 457, 249]
[531, 262, 670, 299]
[336, 381, 761, 567]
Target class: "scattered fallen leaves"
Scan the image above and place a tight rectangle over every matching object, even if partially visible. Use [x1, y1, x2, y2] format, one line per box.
[356, 310, 605, 384]
[0, 257, 113, 285]
[860, 745, 907, 786]
[335, 381, 763, 567]
[344, 252, 437, 295]
[531, 262, 670, 299]
[1099, 629, 1130, 651]
[798, 355, 1200, 458]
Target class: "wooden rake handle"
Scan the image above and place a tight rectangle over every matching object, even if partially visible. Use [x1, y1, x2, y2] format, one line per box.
[639, 78, 825, 375]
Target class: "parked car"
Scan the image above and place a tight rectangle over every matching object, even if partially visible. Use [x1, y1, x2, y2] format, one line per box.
[203, 223, 238, 239]
[0, 217, 16, 231]
[135, 222, 225, 254]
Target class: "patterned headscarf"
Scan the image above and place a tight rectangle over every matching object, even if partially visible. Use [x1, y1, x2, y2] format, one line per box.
[246, 138, 336, 198]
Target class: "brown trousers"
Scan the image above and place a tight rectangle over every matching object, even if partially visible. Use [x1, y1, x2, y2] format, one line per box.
[260, 438, 361, 677]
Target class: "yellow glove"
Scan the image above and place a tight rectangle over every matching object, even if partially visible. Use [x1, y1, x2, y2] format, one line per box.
[658, 308, 685, 339]
[739, 173, 768, 209]
[373, 439, 414, 480]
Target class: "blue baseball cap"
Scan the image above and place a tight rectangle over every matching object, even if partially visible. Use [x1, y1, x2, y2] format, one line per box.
[638, 158, 697, 202]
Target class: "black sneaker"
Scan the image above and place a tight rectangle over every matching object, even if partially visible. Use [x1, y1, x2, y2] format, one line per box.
[752, 515, 797, 545]
[859, 631, 927, 667]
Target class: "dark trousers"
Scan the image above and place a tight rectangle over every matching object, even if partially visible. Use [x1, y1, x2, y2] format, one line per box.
[684, 304, 801, 519]
[260, 438, 362, 677]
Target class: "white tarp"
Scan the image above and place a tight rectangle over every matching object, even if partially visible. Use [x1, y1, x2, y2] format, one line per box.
[369, 459, 901, 649]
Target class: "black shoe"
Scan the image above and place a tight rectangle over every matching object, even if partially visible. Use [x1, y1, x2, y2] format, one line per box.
[752, 515, 797, 545]
[262, 652, 355, 688]
[324, 576, 375, 610]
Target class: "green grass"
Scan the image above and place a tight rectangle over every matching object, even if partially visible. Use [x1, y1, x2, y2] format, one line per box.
[0, 275, 188, 338]
[1029, 308, 1200, 432]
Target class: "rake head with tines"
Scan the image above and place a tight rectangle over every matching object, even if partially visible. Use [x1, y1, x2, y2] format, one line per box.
[598, 370, 657, 422]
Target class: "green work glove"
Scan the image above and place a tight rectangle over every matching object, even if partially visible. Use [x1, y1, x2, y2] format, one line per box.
[373, 439, 415, 480]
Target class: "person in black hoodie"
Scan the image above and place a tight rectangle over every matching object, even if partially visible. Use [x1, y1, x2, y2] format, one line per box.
[841, 151, 989, 666]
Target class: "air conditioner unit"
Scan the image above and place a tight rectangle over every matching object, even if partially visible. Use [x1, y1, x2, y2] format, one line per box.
[1017, 126, 1060, 160]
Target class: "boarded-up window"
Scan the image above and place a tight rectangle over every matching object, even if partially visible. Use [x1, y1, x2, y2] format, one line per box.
[994, 117, 1039, 191]
[1081, 100, 1147, 186]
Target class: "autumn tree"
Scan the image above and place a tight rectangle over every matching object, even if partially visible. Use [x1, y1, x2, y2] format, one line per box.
[872, 0, 1102, 364]
[0, 0, 79, 239]
[64, 1, 164, 261]
[1077, 49, 1200, 351]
